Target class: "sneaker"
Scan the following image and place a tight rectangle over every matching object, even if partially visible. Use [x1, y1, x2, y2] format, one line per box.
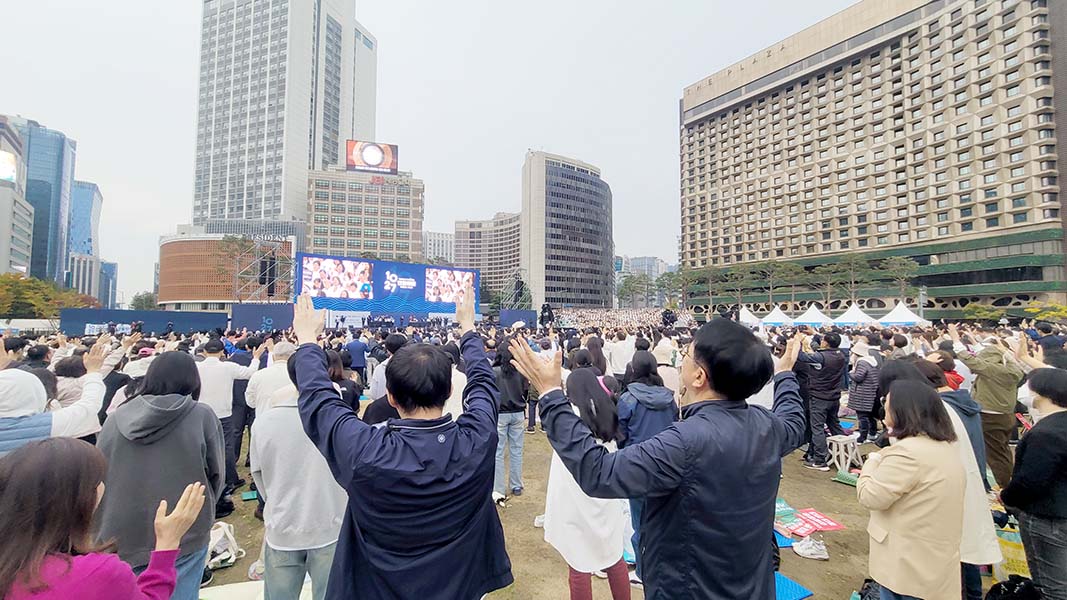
[865, 435, 879, 444]
[533, 514, 545, 528]
[802, 460, 831, 472]
[247, 559, 265, 581]
[200, 567, 214, 588]
[593, 570, 608, 579]
[629, 572, 644, 589]
[525, 427, 536, 434]
[492, 492, 507, 508]
[215, 497, 235, 519]
[792, 536, 829, 561]
[511, 487, 524, 497]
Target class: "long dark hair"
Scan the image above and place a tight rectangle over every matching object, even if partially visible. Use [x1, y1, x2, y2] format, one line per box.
[326, 350, 345, 383]
[629, 351, 663, 387]
[0, 438, 112, 596]
[53, 356, 87, 378]
[134, 351, 201, 401]
[498, 340, 519, 377]
[565, 369, 621, 443]
[585, 337, 608, 376]
[886, 380, 957, 442]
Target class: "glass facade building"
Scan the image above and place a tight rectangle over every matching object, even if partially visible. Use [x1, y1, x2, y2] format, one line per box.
[11, 118, 75, 283]
[69, 181, 102, 257]
[99, 261, 118, 309]
[521, 151, 614, 308]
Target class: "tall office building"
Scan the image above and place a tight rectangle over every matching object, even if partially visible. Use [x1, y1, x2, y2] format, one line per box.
[99, 261, 118, 309]
[680, 0, 1067, 318]
[0, 117, 33, 274]
[69, 181, 102, 257]
[422, 231, 454, 264]
[306, 168, 424, 260]
[455, 213, 521, 294]
[193, 0, 377, 224]
[521, 151, 613, 308]
[9, 117, 75, 283]
[68, 253, 100, 299]
[353, 20, 377, 141]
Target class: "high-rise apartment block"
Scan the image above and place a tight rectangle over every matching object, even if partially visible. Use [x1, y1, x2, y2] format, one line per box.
[10, 117, 75, 283]
[422, 231, 454, 264]
[455, 213, 521, 295]
[0, 117, 33, 274]
[306, 168, 424, 261]
[193, 0, 377, 224]
[521, 151, 613, 308]
[69, 181, 102, 257]
[680, 0, 1067, 318]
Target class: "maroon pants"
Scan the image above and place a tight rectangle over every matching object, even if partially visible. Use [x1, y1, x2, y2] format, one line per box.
[567, 558, 631, 600]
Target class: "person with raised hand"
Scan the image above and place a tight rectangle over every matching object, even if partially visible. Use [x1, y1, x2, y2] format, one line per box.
[0, 438, 205, 600]
[290, 283, 513, 600]
[0, 337, 111, 455]
[508, 322, 806, 599]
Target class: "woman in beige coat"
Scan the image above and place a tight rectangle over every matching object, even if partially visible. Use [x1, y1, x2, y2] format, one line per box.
[857, 379, 966, 600]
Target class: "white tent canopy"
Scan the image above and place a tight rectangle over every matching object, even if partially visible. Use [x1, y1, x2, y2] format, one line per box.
[794, 305, 834, 327]
[833, 304, 876, 326]
[762, 306, 793, 327]
[878, 302, 931, 326]
[738, 306, 761, 326]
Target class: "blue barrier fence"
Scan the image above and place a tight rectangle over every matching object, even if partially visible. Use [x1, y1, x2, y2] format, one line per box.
[59, 308, 228, 336]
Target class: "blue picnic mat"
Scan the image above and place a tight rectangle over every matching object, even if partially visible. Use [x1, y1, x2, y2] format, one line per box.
[774, 531, 794, 548]
[775, 572, 813, 600]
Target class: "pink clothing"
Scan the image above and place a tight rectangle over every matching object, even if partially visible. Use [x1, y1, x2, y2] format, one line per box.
[8, 549, 178, 600]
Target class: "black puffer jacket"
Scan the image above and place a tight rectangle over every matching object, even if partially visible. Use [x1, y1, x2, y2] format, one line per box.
[494, 367, 528, 413]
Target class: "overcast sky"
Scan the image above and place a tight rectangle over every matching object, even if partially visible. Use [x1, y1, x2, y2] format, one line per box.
[1, 0, 857, 301]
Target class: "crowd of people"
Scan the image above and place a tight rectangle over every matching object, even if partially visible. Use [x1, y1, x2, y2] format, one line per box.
[0, 292, 1065, 599]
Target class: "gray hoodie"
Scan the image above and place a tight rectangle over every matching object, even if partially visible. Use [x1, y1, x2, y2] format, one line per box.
[95, 393, 225, 568]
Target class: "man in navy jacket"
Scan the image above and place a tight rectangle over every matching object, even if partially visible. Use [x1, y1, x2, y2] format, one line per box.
[509, 319, 807, 600]
[291, 287, 513, 600]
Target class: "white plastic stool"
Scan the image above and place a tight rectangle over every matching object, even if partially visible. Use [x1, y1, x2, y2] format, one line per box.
[827, 434, 862, 473]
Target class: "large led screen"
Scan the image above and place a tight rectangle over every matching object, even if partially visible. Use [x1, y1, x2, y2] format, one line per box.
[345, 141, 399, 174]
[296, 253, 479, 314]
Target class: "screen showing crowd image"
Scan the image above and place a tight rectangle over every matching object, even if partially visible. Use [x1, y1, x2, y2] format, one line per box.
[301, 257, 374, 299]
[425, 269, 475, 303]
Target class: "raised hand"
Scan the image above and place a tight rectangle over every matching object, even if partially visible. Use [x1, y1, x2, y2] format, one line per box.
[776, 335, 802, 374]
[82, 338, 110, 374]
[153, 483, 206, 552]
[121, 332, 143, 350]
[456, 281, 476, 335]
[293, 294, 325, 345]
[507, 338, 562, 396]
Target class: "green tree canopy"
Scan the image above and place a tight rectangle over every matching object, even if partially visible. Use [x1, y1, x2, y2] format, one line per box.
[129, 291, 158, 311]
[0, 273, 99, 318]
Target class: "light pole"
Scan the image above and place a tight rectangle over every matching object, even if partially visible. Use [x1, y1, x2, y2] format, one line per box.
[918, 285, 928, 319]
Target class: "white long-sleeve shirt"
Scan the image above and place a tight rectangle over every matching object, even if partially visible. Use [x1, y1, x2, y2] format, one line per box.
[246, 361, 293, 414]
[606, 339, 635, 375]
[250, 390, 346, 551]
[368, 356, 390, 401]
[196, 356, 259, 419]
[52, 372, 106, 438]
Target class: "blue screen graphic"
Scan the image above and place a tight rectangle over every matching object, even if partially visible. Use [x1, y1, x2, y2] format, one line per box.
[295, 252, 479, 314]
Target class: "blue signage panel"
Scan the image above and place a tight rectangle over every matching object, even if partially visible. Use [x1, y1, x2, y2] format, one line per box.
[295, 252, 480, 315]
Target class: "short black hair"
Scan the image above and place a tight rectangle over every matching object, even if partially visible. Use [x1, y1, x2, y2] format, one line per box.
[692, 319, 773, 401]
[3, 338, 28, 353]
[635, 338, 651, 352]
[1028, 368, 1067, 408]
[203, 339, 225, 354]
[137, 351, 201, 401]
[1037, 322, 1054, 335]
[245, 336, 263, 351]
[892, 334, 908, 349]
[26, 345, 50, 361]
[877, 359, 930, 400]
[384, 334, 407, 355]
[385, 345, 453, 412]
[886, 380, 956, 442]
[53, 356, 87, 378]
[822, 332, 841, 349]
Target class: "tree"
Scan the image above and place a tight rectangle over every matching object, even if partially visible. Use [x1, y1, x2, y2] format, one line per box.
[837, 255, 874, 303]
[809, 263, 844, 307]
[396, 253, 411, 263]
[720, 267, 755, 308]
[358, 252, 379, 260]
[429, 257, 453, 267]
[963, 303, 1006, 322]
[676, 269, 705, 308]
[617, 273, 652, 308]
[877, 256, 920, 301]
[0, 273, 99, 318]
[751, 261, 805, 308]
[214, 235, 257, 279]
[129, 291, 158, 311]
[1025, 301, 1067, 322]
[656, 271, 682, 308]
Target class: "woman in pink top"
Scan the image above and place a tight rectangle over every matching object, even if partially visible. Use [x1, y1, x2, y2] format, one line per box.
[0, 438, 205, 600]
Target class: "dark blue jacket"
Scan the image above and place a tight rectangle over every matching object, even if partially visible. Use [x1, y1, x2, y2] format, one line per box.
[617, 382, 677, 448]
[539, 373, 806, 600]
[344, 339, 368, 368]
[294, 331, 513, 600]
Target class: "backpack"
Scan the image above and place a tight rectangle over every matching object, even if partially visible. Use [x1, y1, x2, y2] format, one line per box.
[985, 575, 1042, 600]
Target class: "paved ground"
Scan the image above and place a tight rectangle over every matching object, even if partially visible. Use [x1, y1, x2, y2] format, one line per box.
[212, 428, 874, 598]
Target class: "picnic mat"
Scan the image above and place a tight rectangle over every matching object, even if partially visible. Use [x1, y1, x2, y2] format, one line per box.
[774, 531, 794, 548]
[775, 572, 813, 600]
